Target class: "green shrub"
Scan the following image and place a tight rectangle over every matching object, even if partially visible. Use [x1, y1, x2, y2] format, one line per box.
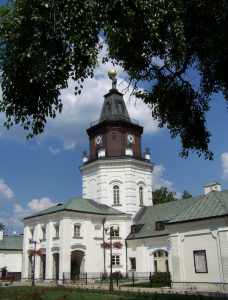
[112, 271, 124, 280]
[151, 271, 171, 283]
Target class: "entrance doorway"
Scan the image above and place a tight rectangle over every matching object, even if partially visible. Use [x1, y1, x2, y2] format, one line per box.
[40, 254, 46, 280]
[71, 250, 85, 279]
[153, 250, 169, 272]
[53, 253, 59, 280]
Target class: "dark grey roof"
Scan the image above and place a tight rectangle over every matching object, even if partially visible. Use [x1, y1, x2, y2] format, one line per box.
[23, 197, 126, 220]
[99, 89, 131, 123]
[0, 236, 23, 251]
[127, 190, 228, 240]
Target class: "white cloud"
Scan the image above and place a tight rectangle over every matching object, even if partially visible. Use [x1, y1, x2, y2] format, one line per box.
[0, 42, 159, 147]
[27, 197, 56, 213]
[152, 165, 173, 190]
[0, 179, 14, 201]
[64, 141, 76, 150]
[11, 197, 57, 231]
[49, 147, 60, 155]
[152, 165, 181, 198]
[221, 153, 228, 178]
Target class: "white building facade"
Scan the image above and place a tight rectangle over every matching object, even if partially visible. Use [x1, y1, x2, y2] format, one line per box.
[21, 86, 154, 283]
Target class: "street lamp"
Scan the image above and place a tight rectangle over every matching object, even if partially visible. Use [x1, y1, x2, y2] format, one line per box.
[104, 225, 118, 291]
[28, 236, 42, 286]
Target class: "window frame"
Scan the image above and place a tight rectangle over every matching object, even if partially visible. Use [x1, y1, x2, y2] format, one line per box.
[55, 225, 59, 237]
[113, 185, 120, 204]
[110, 226, 120, 237]
[131, 225, 138, 234]
[139, 186, 144, 205]
[74, 225, 81, 237]
[129, 258, 136, 270]
[155, 221, 165, 231]
[193, 250, 208, 273]
[42, 228, 46, 239]
[111, 255, 120, 266]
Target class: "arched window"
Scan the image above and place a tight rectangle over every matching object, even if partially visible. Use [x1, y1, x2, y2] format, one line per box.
[74, 225, 81, 237]
[139, 187, 143, 205]
[113, 185, 120, 204]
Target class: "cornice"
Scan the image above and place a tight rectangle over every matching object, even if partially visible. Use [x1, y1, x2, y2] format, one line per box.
[80, 157, 154, 173]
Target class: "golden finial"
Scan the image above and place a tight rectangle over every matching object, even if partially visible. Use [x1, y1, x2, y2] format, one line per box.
[108, 70, 117, 77]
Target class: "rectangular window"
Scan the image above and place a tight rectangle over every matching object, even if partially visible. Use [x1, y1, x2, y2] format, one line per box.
[129, 258, 136, 270]
[155, 221, 164, 231]
[113, 186, 120, 204]
[194, 250, 208, 273]
[154, 260, 157, 272]
[112, 255, 120, 265]
[30, 230, 34, 239]
[110, 226, 119, 237]
[131, 225, 138, 234]
[42, 228, 46, 239]
[74, 225, 81, 237]
[55, 226, 59, 237]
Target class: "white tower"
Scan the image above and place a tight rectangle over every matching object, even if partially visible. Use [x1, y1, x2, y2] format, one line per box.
[80, 72, 154, 216]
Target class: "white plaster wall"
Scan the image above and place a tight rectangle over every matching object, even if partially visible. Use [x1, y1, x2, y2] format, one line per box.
[80, 158, 154, 216]
[21, 211, 132, 282]
[0, 251, 22, 273]
[127, 236, 170, 273]
[168, 218, 228, 291]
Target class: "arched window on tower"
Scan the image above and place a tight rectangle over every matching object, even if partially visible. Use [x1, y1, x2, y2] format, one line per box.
[113, 185, 120, 204]
[139, 187, 143, 205]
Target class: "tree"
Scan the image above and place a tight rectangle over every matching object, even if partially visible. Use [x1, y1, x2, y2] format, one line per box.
[152, 187, 178, 205]
[1, 0, 227, 160]
[0, 222, 6, 234]
[182, 190, 192, 199]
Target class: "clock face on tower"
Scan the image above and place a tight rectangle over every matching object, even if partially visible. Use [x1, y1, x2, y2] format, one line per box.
[127, 133, 135, 144]
[95, 135, 102, 146]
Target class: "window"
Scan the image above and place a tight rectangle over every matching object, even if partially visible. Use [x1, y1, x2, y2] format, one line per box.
[110, 226, 119, 237]
[139, 187, 143, 205]
[129, 258, 136, 270]
[55, 226, 59, 237]
[74, 225, 81, 237]
[30, 230, 34, 239]
[194, 250, 208, 273]
[113, 185, 120, 204]
[42, 228, 46, 239]
[155, 221, 165, 231]
[112, 255, 120, 265]
[154, 260, 157, 272]
[165, 260, 169, 272]
[131, 225, 138, 234]
[153, 250, 169, 272]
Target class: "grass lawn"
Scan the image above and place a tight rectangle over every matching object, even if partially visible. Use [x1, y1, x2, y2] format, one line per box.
[0, 285, 226, 300]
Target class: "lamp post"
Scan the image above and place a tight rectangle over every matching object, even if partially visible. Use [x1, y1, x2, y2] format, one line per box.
[29, 237, 41, 286]
[104, 225, 118, 291]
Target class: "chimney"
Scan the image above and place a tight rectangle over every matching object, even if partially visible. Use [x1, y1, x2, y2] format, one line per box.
[203, 182, 221, 195]
[0, 230, 3, 241]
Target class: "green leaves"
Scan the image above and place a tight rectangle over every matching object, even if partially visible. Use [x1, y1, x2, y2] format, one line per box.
[0, 0, 227, 160]
[152, 187, 178, 205]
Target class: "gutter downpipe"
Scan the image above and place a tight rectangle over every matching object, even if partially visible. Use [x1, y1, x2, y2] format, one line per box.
[103, 218, 106, 275]
[125, 239, 128, 274]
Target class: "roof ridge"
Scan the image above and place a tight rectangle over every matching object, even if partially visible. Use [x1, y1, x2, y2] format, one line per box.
[167, 195, 204, 223]
[215, 191, 228, 214]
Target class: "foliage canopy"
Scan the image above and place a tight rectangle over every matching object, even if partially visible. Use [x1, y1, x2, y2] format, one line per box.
[182, 190, 192, 199]
[1, 0, 228, 159]
[152, 187, 178, 205]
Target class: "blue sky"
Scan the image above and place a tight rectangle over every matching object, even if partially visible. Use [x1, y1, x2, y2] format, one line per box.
[0, 0, 228, 235]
